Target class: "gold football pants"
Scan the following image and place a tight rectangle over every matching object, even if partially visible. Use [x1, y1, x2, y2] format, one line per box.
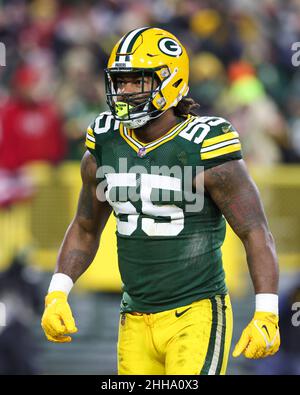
[117, 294, 233, 375]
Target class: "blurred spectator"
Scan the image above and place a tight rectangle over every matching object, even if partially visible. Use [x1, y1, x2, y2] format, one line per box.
[0, 64, 66, 170]
[217, 61, 293, 165]
[0, 168, 34, 208]
[56, 47, 106, 160]
[190, 52, 227, 113]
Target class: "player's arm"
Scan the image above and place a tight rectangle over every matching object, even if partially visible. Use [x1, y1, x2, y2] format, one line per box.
[41, 151, 112, 343]
[55, 150, 111, 281]
[204, 159, 280, 359]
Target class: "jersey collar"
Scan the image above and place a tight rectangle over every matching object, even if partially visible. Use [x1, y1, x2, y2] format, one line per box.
[119, 115, 194, 155]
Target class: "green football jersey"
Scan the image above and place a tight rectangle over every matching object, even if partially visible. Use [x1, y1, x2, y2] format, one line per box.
[85, 112, 242, 313]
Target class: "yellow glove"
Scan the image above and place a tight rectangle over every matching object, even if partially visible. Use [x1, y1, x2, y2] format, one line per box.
[41, 291, 78, 343]
[232, 311, 280, 359]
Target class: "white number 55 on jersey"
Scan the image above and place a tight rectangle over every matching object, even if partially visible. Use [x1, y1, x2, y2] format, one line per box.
[104, 173, 184, 237]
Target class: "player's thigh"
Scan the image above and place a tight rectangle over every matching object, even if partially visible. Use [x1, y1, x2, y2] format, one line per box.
[117, 313, 164, 375]
[165, 295, 233, 375]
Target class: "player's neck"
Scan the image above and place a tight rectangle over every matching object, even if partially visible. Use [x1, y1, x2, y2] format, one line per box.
[133, 109, 180, 144]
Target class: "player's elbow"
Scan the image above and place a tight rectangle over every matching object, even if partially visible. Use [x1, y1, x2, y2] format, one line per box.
[241, 224, 277, 254]
[71, 216, 101, 247]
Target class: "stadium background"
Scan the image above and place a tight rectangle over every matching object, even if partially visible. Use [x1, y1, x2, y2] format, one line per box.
[0, 0, 299, 375]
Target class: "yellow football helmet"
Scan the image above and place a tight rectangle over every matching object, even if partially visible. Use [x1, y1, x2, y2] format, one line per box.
[105, 27, 189, 129]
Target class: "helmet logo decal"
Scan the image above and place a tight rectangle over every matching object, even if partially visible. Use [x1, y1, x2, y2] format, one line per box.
[158, 38, 182, 57]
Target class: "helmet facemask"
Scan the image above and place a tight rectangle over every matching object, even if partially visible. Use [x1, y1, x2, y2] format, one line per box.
[104, 67, 167, 129]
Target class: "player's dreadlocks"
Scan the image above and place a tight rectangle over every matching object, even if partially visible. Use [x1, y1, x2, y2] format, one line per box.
[174, 97, 200, 117]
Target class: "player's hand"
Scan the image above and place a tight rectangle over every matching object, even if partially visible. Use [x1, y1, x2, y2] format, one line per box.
[232, 311, 280, 359]
[41, 291, 78, 343]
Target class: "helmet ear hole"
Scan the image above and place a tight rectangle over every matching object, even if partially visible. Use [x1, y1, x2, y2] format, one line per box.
[173, 79, 182, 88]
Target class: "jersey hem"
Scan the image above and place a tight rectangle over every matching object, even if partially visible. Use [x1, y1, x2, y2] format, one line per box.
[120, 289, 228, 314]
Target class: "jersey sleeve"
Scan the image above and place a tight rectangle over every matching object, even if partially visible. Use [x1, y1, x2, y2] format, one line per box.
[84, 112, 116, 168]
[85, 122, 96, 152]
[200, 117, 243, 170]
[85, 119, 103, 169]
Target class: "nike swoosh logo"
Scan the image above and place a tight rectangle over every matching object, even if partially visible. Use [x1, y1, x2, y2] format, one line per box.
[262, 325, 270, 338]
[175, 307, 192, 318]
[254, 320, 279, 351]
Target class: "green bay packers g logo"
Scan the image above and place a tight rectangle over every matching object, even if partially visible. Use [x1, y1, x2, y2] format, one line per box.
[158, 38, 182, 57]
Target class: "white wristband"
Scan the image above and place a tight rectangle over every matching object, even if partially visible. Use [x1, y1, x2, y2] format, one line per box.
[255, 293, 278, 315]
[48, 273, 74, 296]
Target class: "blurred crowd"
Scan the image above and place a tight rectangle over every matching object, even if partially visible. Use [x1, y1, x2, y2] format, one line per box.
[0, 0, 300, 177]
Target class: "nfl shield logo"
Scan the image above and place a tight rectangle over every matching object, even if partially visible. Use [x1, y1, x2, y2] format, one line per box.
[137, 147, 146, 158]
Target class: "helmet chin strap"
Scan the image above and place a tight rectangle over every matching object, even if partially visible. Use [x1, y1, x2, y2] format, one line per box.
[121, 116, 150, 129]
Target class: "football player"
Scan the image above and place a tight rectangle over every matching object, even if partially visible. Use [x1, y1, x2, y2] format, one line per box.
[41, 27, 280, 374]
